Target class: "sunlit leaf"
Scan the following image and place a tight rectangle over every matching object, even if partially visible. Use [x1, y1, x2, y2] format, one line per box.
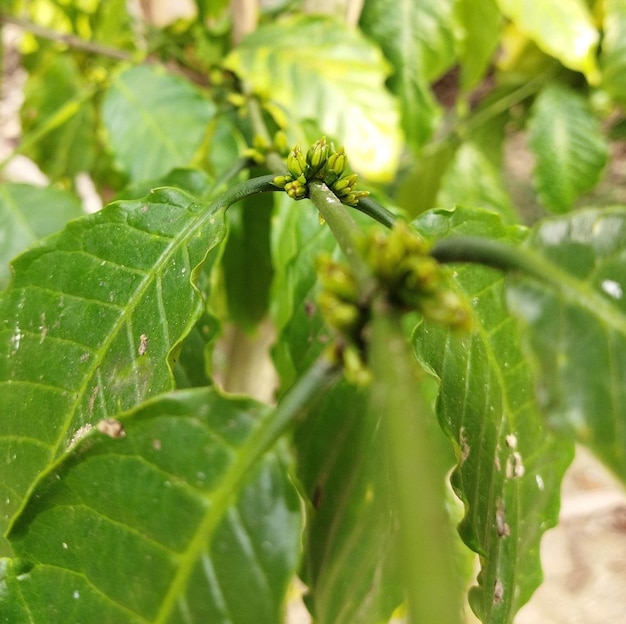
[360, 0, 457, 149]
[0, 188, 226, 535]
[102, 65, 216, 183]
[224, 15, 402, 181]
[0, 184, 83, 290]
[412, 207, 574, 624]
[528, 83, 608, 213]
[0, 388, 302, 623]
[507, 206, 626, 481]
[496, 0, 600, 82]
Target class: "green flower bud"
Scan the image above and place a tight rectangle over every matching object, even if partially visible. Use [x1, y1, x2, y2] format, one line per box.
[306, 136, 329, 174]
[273, 130, 289, 155]
[317, 256, 359, 302]
[342, 344, 372, 386]
[287, 145, 307, 178]
[272, 174, 293, 189]
[332, 173, 359, 194]
[341, 190, 369, 207]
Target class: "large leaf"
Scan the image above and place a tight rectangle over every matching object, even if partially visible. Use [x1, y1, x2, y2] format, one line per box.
[359, 0, 457, 149]
[412, 207, 574, 623]
[102, 65, 216, 183]
[527, 83, 608, 213]
[0, 387, 302, 623]
[0, 188, 226, 536]
[224, 15, 402, 181]
[496, 0, 600, 82]
[293, 381, 402, 624]
[0, 184, 83, 290]
[506, 206, 626, 481]
[600, 0, 626, 104]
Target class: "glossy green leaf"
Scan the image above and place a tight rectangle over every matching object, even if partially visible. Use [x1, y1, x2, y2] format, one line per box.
[412, 207, 574, 623]
[455, 0, 502, 91]
[293, 382, 402, 624]
[0, 183, 83, 290]
[437, 141, 517, 223]
[102, 65, 216, 183]
[506, 206, 626, 480]
[0, 387, 302, 623]
[496, 0, 600, 82]
[20, 53, 97, 180]
[360, 0, 457, 149]
[528, 84, 608, 213]
[600, 0, 626, 104]
[224, 15, 402, 181]
[0, 188, 226, 535]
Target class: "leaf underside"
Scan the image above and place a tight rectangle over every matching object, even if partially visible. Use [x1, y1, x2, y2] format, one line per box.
[412, 207, 574, 624]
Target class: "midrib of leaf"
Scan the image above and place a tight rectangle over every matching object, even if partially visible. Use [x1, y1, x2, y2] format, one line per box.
[114, 79, 188, 162]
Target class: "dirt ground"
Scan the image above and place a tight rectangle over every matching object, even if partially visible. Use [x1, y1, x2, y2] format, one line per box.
[3, 22, 626, 624]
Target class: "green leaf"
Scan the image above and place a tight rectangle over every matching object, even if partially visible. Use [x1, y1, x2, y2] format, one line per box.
[437, 141, 518, 223]
[0, 184, 83, 290]
[527, 83, 608, 213]
[496, 0, 600, 82]
[412, 207, 574, 623]
[293, 382, 402, 624]
[222, 191, 274, 330]
[224, 15, 402, 181]
[600, 0, 626, 104]
[20, 53, 97, 180]
[0, 387, 302, 623]
[455, 0, 502, 91]
[506, 206, 626, 481]
[360, 0, 457, 149]
[0, 188, 226, 535]
[370, 308, 462, 623]
[102, 65, 216, 183]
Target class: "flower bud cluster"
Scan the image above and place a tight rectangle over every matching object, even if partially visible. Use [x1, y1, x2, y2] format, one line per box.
[272, 136, 369, 206]
[244, 130, 291, 165]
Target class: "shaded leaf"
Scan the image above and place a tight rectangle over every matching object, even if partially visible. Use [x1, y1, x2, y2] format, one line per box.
[506, 206, 626, 480]
[225, 15, 402, 181]
[0, 188, 226, 534]
[412, 207, 574, 623]
[600, 0, 626, 104]
[360, 0, 457, 149]
[496, 0, 600, 82]
[528, 83, 608, 213]
[0, 184, 83, 290]
[102, 65, 216, 183]
[293, 382, 402, 624]
[222, 191, 274, 330]
[0, 387, 302, 623]
[20, 53, 97, 180]
[437, 141, 517, 223]
[455, 0, 502, 91]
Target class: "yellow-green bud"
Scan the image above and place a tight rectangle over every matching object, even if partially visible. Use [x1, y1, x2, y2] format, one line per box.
[287, 145, 307, 178]
[342, 344, 372, 386]
[272, 174, 292, 189]
[332, 173, 359, 194]
[273, 130, 289, 155]
[306, 136, 329, 173]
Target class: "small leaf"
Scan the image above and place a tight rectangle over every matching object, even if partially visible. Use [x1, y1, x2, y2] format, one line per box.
[0, 388, 302, 623]
[507, 206, 626, 481]
[102, 65, 216, 182]
[413, 207, 574, 624]
[496, 0, 600, 82]
[528, 83, 608, 213]
[0, 184, 83, 289]
[225, 15, 402, 181]
[0, 188, 226, 535]
[600, 0, 626, 104]
[360, 0, 457, 148]
[293, 382, 402, 624]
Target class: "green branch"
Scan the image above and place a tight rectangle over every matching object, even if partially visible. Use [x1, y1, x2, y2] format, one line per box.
[354, 196, 397, 228]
